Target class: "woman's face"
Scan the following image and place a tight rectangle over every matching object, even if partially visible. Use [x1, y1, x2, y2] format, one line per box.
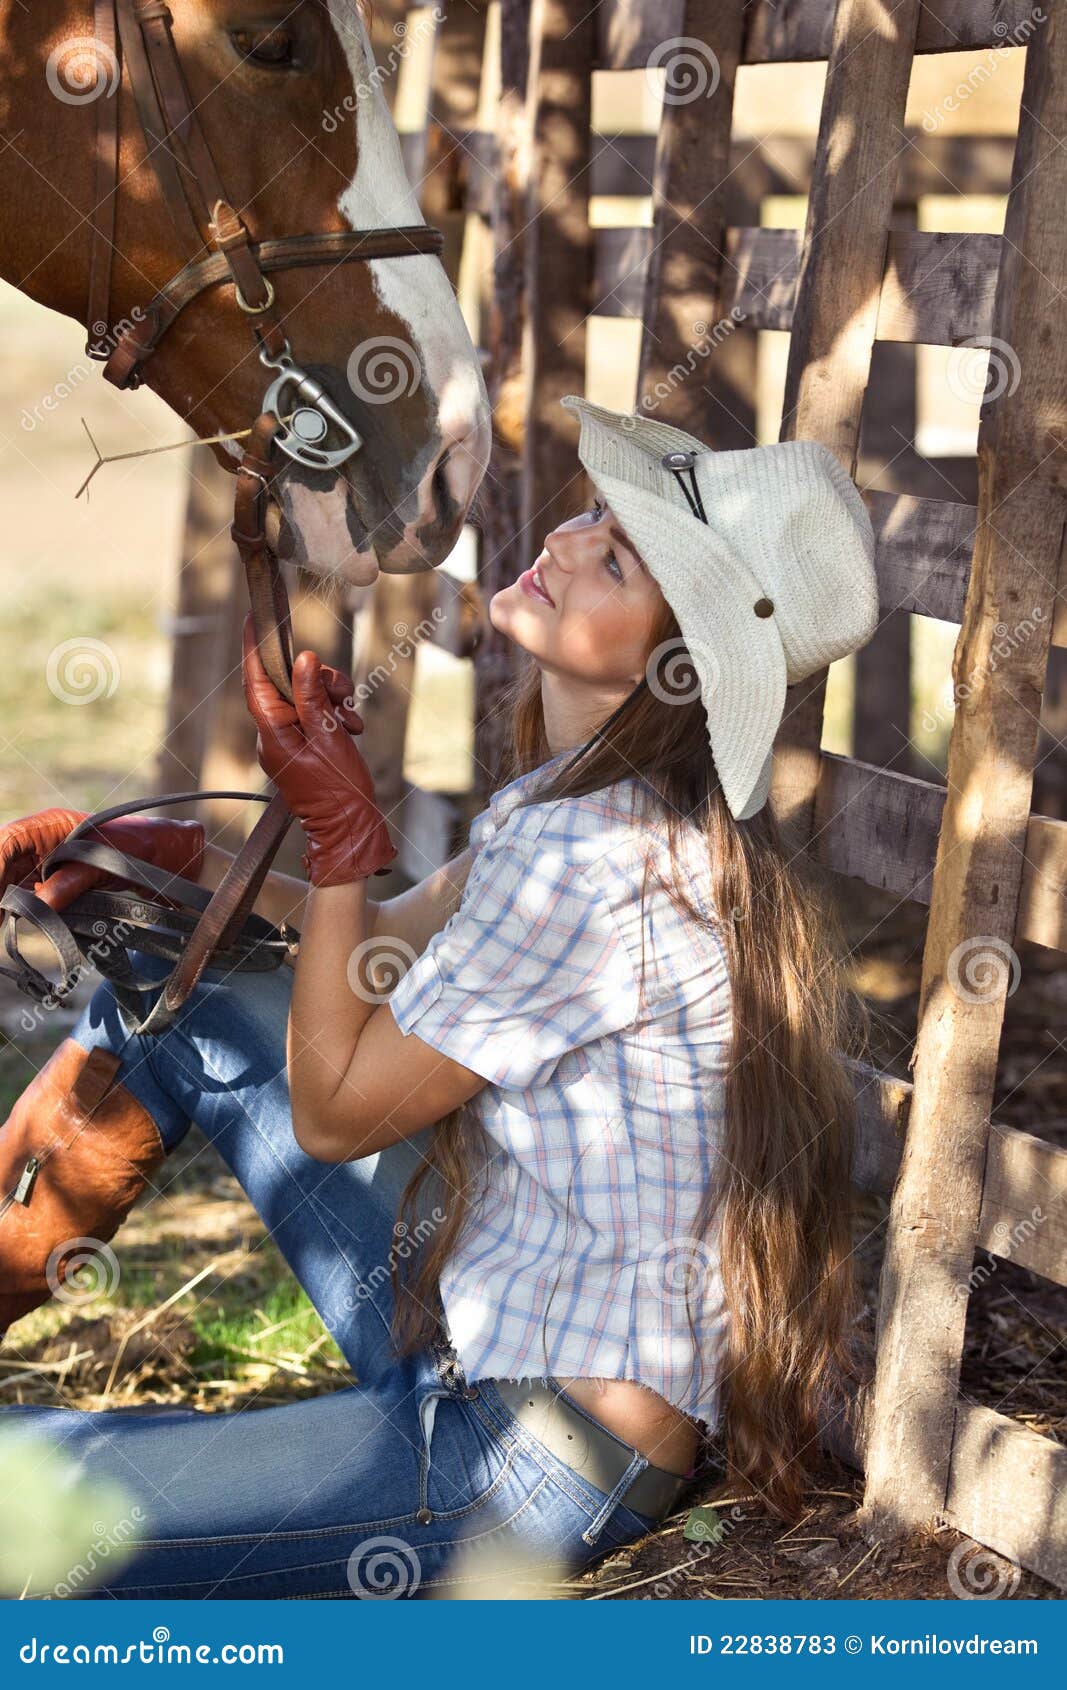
[489, 493, 665, 691]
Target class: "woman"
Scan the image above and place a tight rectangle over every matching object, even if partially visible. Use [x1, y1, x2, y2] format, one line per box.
[0, 396, 878, 1599]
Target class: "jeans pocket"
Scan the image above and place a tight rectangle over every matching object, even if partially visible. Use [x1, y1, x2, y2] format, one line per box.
[422, 1392, 515, 1520]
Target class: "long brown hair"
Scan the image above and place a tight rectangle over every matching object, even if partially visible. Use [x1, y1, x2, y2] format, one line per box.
[390, 594, 871, 1519]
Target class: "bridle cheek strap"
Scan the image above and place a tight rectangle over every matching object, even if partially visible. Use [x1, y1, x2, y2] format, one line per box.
[87, 0, 443, 397]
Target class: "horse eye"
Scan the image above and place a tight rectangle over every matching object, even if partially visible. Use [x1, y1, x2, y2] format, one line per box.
[230, 28, 295, 67]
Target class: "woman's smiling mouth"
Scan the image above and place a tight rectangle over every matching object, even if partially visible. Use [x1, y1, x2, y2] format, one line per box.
[519, 563, 556, 606]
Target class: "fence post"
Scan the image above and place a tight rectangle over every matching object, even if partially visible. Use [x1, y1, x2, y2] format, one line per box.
[519, 0, 595, 564]
[636, 1, 744, 439]
[861, 3, 1067, 1536]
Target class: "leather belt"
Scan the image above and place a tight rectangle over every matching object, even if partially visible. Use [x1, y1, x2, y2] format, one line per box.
[491, 1377, 688, 1522]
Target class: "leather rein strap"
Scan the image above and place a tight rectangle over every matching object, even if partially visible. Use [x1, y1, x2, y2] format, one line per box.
[1, 0, 442, 1034]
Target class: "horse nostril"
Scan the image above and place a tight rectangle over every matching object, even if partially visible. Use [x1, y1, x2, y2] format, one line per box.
[432, 448, 452, 511]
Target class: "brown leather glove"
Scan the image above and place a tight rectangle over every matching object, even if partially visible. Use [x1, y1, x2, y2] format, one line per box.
[241, 612, 397, 886]
[0, 808, 205, 915]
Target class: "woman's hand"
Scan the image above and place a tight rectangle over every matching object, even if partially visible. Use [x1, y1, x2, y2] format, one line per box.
[240, 613, 397, 886]
[0, 809, 205, 913]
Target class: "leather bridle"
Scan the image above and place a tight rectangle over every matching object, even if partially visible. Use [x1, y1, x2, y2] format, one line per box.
[88, 0, 442, 450]
[0, 0, 444, 1034]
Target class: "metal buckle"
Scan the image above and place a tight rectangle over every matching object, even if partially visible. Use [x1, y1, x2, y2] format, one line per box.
[234, 276, 276, 315]
[259, 343, 364, 473]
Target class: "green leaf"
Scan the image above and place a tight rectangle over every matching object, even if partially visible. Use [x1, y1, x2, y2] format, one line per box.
[0, 1430, 143, 1597]
[684, 1505, 726, 1545]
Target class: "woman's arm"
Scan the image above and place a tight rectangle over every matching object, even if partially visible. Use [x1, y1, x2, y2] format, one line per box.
[236, 619, 485, 1160]
[286, 879, 486, 1162]
[199, 841, 475, 964]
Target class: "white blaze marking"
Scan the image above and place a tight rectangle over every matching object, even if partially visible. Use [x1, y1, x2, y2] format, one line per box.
[325, 1, 487, 441]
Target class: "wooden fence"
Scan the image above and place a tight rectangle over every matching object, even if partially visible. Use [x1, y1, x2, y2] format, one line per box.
[159, 0, 1067, 1586]
[581, 0, 1066, 1586]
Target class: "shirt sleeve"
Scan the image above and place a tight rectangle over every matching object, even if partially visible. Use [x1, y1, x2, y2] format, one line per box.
[388, 814, 639, 1091]
[466, 805, 494, 857]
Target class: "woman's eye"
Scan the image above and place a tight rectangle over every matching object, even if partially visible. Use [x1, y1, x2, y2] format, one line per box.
[605, 550, 624, 583]
[231, 27, 295, 67]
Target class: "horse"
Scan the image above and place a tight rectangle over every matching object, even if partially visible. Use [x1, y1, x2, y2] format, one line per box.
[0, 0, 491, 583]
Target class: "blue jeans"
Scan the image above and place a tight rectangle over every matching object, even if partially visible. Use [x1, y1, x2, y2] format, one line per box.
[2, 951, 659, 1598]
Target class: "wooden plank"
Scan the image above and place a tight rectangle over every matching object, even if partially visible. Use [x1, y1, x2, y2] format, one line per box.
[850, 1057, 1067, 1289]
[597, 0, 1041, 69]
[419, 1, 489, 289]
[595, 227, 1002, 345]
[636, 0, 745, 437]
[862, 5, 1067, 1536]
[864, 488, 976, 625]
[980, 1123, 1067, 1288]
[876, 231, 1002, 346]
[269, 570, 356, 878]
[855, 229, 918, 777]
[814, 755, 1067, 956]
[848, 1058, 911, 1199]
[352, 571, 436, 836]
[369, 0, 411, 108]
[520, 0, 595, 561]
[357, 3, 489, 860]
[473, 0, 531, 797]
[157, 445, 238, 815]
[946, 1406, 1067, 1590]
[813, 756, 945, 904]
[459, 131, 1019, 215]
[768, 0, 922, 852]
[429, 571, 485, 659]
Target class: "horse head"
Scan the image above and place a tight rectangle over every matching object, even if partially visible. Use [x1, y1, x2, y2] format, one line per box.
[0, 0, 491, 584]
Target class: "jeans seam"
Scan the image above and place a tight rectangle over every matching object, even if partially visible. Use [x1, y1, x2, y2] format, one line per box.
[113, 1426, 524, 1550]
[84, 1479, 554, 1597]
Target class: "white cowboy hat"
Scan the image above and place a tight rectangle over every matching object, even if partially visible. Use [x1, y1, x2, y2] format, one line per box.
[560, 394, 880, 821]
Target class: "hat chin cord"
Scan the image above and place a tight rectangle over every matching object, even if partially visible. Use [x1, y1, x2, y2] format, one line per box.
[560, 677, 651, 782]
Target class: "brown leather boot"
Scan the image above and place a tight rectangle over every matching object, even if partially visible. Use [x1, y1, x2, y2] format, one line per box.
[0, 1040, 166, 1335]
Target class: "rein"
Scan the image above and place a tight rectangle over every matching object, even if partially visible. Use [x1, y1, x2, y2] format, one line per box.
[0, 0, 441, 1035]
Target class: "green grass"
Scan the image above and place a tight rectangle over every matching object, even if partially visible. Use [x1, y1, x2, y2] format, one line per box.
[189, 1273, 347, 1379]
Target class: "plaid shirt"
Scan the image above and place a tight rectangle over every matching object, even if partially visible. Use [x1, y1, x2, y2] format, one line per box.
[389, 751, 733, 1430]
